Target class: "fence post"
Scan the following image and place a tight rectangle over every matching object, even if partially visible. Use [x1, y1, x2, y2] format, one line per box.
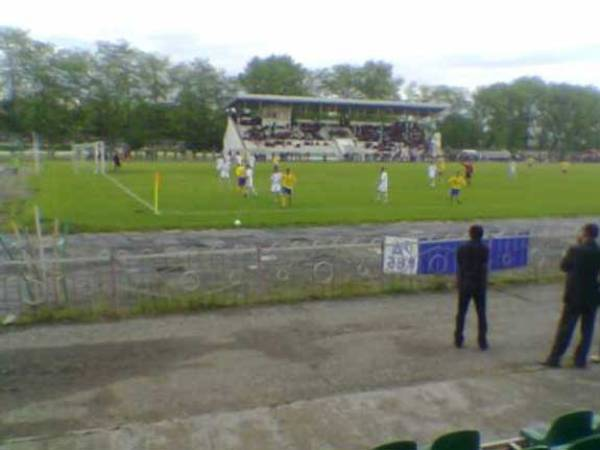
[380, 238, 386, 292]
[256, 245, 262, 301]
[110, 250, 119, 310]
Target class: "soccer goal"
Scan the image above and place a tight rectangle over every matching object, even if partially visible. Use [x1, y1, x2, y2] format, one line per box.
[72, 141, 106, 174]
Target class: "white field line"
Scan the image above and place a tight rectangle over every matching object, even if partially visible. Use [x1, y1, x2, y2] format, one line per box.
[102, 173, 156, 213]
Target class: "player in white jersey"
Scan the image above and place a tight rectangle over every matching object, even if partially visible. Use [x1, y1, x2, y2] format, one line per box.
[270, 165, 282, 201]
[508, 160, 517, 179]
[248, 153, 256, 169]
[219, 156, 230, 183]
[376, 166, 388, 203]
[216, 156, 224, 177]
[245, 164, 256, 196]
[427, 162, 437, 188]
[234, 152, 242, 166]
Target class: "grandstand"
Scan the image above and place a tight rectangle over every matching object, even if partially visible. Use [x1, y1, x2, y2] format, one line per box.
[224, 94, 447, 162]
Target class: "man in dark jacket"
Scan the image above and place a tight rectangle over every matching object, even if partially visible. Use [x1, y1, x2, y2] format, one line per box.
[543, 223, 600, 368]
[455, 225, 490, 350]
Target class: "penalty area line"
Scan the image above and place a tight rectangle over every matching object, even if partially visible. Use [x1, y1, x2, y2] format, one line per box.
[102, 173, 156, 214]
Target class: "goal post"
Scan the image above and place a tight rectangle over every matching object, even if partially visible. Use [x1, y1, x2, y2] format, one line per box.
[72, 141, 106, 174]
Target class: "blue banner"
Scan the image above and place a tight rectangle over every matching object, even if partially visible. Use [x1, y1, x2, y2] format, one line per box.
[416, 235, 529, 275]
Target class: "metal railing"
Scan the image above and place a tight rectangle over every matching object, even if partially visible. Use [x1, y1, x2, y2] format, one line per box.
[0, 233, 570, 317]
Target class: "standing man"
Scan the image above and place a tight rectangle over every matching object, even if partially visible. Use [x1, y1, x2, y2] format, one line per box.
[455, 225, 490, 350]
[376, 166, 389, 203]
[543, 223, 600, 368]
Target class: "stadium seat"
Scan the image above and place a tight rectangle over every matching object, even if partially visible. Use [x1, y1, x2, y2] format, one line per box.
[426, 430, 480, 450]
[371, 440, 417, 450]
[520, 411, 593, 447]
[563, 434, 600, 450]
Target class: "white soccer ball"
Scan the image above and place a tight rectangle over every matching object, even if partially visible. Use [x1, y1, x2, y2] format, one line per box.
[234, 219, 242, 227]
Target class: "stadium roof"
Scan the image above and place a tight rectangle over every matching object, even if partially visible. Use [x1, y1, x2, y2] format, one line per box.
[228, 94, 447, 115]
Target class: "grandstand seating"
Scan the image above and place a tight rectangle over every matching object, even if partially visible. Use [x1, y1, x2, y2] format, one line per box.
[232, 111, 429, 162]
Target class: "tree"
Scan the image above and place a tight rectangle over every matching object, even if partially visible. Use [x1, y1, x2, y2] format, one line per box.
[239, 55, 308, 96]
[168, 59, 234, 150]
[317, 61, 402, 99]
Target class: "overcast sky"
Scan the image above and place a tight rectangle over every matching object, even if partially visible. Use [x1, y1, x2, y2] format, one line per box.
[4, 0, 600, 90]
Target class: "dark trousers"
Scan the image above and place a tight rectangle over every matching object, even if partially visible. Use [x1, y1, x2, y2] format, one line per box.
[547, 303, 597, 366]
[455, 288, 488, 345]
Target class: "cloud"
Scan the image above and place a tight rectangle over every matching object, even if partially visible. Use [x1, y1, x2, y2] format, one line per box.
[445, 45, 600, 70]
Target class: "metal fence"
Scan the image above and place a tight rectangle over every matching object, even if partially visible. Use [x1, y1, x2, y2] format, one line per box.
[0, 233, 572, 317]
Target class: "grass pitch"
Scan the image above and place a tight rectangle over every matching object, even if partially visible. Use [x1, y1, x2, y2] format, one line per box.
[16, 160, 600, 232]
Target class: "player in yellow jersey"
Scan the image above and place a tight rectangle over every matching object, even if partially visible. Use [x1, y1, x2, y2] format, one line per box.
[280, 167, 297, 207]
[560, 160, 570, 174]
[527, 157, 535, 168]
[448, 171, 467, 204]
[436, 158, 446, 181]
[235, 164, 246, 194]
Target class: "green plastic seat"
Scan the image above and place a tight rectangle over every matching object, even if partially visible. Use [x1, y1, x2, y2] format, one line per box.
[429, 430, 480, 450]
[371, 440, 417, 450]
[565, 435, 600, 450]
[593, 414, 600, 432]
[520, 411, 593, 447]
[523, 411, 593, 445]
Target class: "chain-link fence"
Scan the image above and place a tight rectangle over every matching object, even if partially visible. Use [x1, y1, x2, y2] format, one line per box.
[0, 233, 572, 317]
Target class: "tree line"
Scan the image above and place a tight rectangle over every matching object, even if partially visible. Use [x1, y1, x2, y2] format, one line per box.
[2, 27, 600, 155]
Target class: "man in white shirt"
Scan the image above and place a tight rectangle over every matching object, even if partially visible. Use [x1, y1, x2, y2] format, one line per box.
[270, 165, 282, 201]
[428, 162, 437, 188]
[376, 166, 388, 203]
[508, 160, 517, 179]
[245, 164, 256, 196]
[219, 156, 230, 183]
[216, 155, 224, 177]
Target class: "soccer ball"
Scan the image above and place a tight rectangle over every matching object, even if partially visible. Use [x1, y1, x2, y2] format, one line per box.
[234, 219, 242, 227]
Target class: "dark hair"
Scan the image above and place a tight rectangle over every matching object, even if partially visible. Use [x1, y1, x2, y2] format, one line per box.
[583, 223, 599, 239]
[469, 225, 484, 240]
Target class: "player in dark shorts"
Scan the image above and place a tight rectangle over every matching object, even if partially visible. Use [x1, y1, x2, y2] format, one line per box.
[462, 161, 474, 185]
[113, 153, 121, 169]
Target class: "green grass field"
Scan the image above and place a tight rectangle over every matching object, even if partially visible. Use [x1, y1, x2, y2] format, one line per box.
[16, 160, 600, 232]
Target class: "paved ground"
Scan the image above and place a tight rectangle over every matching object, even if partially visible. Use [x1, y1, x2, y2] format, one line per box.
[59, 217, 600, 258]
[2, 283, 600, 449]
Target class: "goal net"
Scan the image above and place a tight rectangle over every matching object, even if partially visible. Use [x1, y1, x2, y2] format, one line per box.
[72, 141, 106, 174]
